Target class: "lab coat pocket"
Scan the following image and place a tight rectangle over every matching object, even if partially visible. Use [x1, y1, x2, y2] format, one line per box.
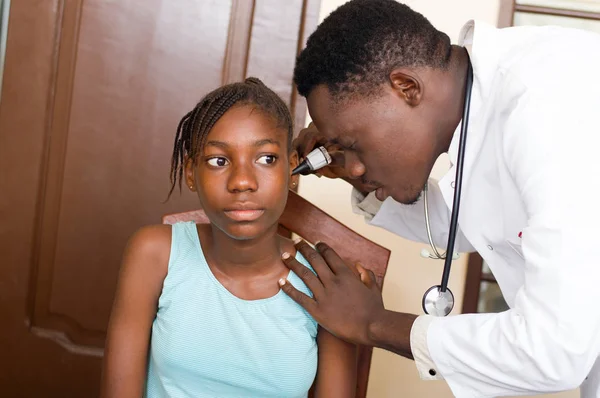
[506, 238, 524, 260]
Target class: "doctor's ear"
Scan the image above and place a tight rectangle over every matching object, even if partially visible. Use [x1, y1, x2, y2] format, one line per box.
[289, 150, 299, 189]
[184, 157, 196, 192]
[389, 69, 422, 107]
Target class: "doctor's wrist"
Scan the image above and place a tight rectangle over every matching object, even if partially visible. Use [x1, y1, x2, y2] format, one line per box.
[367, 309, 417, 360]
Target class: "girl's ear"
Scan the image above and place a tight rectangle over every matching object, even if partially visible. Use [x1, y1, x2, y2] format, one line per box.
[289, 150, 299, 190]
[184, 157, 196, 192]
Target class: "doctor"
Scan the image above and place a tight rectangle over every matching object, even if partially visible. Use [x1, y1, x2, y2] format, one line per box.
[277, 0, 600, 396]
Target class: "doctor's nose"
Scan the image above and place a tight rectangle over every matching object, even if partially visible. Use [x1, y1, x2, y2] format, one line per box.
[343, 151, 366, 179]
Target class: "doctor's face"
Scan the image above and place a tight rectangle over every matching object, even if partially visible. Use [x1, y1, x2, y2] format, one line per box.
[306, 84, 441, 205]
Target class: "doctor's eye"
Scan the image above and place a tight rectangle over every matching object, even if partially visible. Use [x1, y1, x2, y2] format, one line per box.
[257, 155, 277, 165]
[339, 141, 357, 151]
[206, 157, 229, 167]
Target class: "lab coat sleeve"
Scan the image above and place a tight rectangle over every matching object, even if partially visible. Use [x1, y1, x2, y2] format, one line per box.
[410, 315, 443, 380]
[351, 182, 476, 253]
[425, 81, 600, 397]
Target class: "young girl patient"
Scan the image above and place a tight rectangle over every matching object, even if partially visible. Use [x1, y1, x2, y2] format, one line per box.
[100, 78, 357, 398]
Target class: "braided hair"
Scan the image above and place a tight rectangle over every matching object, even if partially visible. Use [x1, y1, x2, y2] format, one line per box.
[168, 77, 293, 198]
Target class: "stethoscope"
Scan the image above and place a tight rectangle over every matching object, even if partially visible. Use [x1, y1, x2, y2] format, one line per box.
[421, 56, 473, 317]
[292, 57, 474, 317]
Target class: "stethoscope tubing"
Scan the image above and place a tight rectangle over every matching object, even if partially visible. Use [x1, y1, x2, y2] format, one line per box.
[422, 54, 473, 316]
[439, 57, 473, 293]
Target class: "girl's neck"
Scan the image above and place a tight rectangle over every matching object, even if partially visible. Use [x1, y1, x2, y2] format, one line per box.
[203, 224, 284, 278]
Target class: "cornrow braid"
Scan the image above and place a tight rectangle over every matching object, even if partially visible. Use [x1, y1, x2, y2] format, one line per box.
[195, 91, 245, 153]
[167, 77, 294, 199]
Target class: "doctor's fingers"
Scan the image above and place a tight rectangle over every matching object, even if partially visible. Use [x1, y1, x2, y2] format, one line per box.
[281, 249, 326, 298]
[293, 240, 336, 284]
[278, 278, 318, 314]
[293, 122, 323, 158]
[315, 242, 352, 276]
[355, 263, 377, 290]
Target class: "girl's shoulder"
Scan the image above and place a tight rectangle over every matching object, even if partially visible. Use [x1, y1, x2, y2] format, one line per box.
[128, 224, 172, 253]
[115, 224, 174, 303]
[125, 221, 202, 288]
[124, 224, 173, 276]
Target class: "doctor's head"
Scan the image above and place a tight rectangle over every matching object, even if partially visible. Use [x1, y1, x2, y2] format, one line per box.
[294, 0, 468, 204]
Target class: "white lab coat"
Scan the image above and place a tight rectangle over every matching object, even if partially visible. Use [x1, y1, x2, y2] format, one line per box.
[355, 21, 600, 397]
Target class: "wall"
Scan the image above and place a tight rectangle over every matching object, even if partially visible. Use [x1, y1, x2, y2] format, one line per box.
[299, 1, 578, 397]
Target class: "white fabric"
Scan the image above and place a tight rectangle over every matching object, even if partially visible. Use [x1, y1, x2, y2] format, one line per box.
[410, 315, 442, 380]
[352, 20, 600, 397]
[351, 189, 383, 222]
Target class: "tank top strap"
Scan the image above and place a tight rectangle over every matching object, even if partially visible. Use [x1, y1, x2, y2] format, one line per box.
[160, 221, 204, 294]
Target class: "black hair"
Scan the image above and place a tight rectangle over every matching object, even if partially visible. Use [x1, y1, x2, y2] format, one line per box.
[294, 0, 452, 100]
[168, 77, 293, 198]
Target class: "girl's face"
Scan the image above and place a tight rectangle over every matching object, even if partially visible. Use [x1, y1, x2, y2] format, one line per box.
[185, 104, 298, 240]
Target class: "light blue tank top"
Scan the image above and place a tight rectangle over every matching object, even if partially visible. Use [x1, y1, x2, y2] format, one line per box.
[145, 222, 318, 398]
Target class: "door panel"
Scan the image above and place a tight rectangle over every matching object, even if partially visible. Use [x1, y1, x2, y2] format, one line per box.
[33, 0, 234, 349]
[0, 0, 320, 396]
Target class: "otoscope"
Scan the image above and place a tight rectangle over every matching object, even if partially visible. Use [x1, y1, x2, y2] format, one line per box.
[291, 146, 332, 175]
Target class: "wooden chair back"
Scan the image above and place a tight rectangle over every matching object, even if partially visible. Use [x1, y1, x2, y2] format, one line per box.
[162, 190, 391, 398]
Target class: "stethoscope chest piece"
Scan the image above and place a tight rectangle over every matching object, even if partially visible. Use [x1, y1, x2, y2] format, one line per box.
[422, 285, 455, 317]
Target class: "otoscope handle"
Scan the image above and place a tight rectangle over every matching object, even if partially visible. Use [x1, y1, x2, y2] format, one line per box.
[291, 146, 332, 175]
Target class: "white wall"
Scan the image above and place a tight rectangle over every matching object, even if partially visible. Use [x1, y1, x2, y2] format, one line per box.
[299, 1, 579, 397]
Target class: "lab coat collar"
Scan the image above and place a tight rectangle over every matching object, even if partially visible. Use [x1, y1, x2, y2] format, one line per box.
[445, 20, 499, 168]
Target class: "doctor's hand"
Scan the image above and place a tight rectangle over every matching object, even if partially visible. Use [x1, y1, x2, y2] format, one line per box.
[294, 122, 345, 179]
[294, 123, 373, 195]
[279, 240, 385, 346]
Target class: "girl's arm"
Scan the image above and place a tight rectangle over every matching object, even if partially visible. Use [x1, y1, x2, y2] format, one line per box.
[100, 225, 171, 398]
[313, 327, 358, 398]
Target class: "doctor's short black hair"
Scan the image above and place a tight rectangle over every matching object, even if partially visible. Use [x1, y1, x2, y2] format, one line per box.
[294, 0, 452, 100]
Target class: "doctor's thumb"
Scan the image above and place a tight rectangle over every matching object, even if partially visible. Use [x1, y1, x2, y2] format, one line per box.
[356, 263, 375, 289]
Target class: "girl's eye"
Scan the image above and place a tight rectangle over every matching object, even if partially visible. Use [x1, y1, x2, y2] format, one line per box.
[257, 155, 277, 165]
[207, 157, 229, 167]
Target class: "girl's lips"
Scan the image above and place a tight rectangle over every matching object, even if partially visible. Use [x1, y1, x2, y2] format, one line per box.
[224, 209, 265, 221]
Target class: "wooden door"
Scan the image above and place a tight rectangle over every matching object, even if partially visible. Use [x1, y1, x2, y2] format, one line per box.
[0, 1, 320, 396]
